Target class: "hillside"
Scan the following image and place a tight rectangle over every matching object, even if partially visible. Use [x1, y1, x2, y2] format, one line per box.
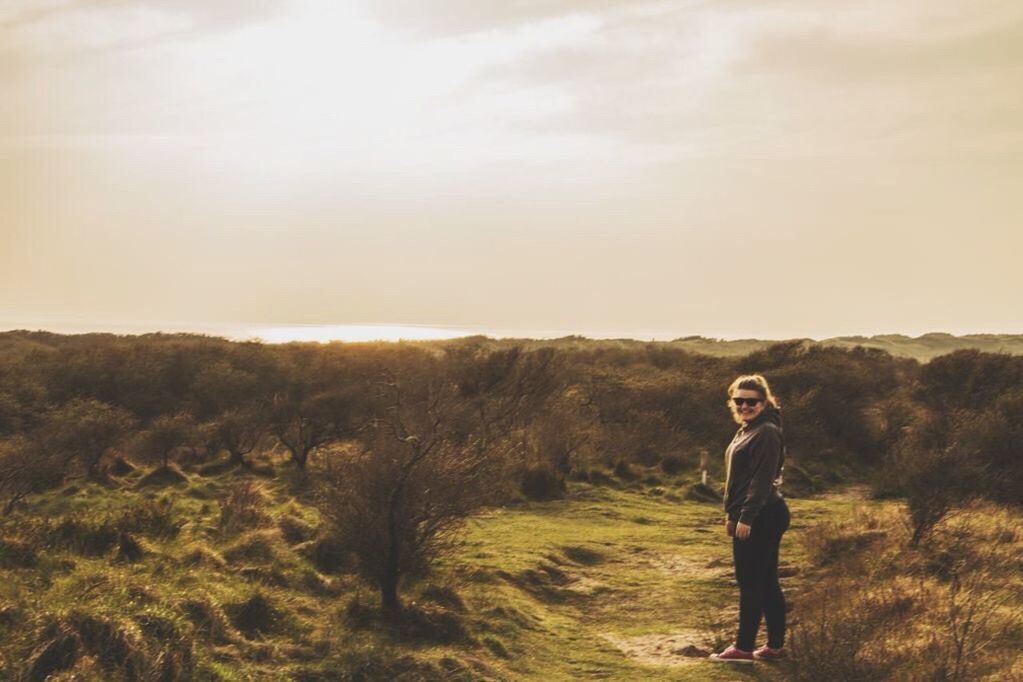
[425, 332, 1023, 362]
[3, 329, 1023, 363]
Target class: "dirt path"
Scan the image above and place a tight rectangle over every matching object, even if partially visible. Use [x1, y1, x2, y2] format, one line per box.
[599, 630, 710, 668]
[462, 485, 865, 679]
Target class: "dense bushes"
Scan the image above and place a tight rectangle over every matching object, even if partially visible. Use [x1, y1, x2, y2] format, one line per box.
[879, 351, 1023, 522]
[1, 331, 1020, 513]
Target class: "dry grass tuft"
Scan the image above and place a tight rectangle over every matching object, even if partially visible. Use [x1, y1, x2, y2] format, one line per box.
[561, 544, 605, 566]
[227, 592, 282, 638]
[180, 597, 236, 644]
[419, 584, 466, 612]
[135, 464, 189, 488]
[278, 514, 316, 545]
[23, 610, 194, 681]
[295, 535, 349, 574]
[222, 530, 280, 565]
[179, 543, 227, 569]
[218, 480, 271, 532]
[0, 536, 38, 568]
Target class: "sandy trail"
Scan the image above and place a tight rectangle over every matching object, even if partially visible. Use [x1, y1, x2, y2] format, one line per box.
[599, 630, 710, 667]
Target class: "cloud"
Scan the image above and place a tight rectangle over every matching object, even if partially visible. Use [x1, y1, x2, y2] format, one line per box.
[367, 0, 633, 37]
[0, 0, 287, 59]
[427, 0, 1023, 159]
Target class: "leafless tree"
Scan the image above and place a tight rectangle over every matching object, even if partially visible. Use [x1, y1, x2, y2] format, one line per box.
[203, 407, 266, 467]
[270, 387, 358, 469]
[317, 347, 561, 617]
[0, 436, 64, 514]
[40, 398, 136, 479]
[134, 412, 198, 470]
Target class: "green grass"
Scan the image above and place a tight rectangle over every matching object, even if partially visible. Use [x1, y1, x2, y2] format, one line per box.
[0, 461, 883, 681]
[445, 483, 877, 681]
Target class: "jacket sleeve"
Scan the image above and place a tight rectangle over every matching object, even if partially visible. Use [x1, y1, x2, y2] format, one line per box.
[737, 426, 782, 525]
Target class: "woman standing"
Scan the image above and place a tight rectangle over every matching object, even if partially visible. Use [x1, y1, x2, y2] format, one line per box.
[709, 374, 790, 664]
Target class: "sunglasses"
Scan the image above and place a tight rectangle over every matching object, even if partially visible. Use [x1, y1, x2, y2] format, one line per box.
[731, 397, 763, 407]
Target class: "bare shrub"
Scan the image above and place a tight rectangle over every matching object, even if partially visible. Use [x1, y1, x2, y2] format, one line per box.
[893, 443, 985, 547]
[917, 523, 1022, 681]
[319, 432, 490, 615]
[0, 436, 64, 515]
[933, 568, 1008, 681]
[786, 580, 916, 681]
[317, 349, 547, 617]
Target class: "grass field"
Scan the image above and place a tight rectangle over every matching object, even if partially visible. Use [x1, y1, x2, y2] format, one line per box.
[0, 457, 885, 681]
[449, 483, 871, 681]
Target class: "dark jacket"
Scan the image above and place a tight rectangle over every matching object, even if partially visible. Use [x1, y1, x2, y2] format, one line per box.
[724, 407, 785, 525]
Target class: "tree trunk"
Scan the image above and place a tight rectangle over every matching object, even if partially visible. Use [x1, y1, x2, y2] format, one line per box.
[382, 489, 402, 618]
[380, 570, 400, 617]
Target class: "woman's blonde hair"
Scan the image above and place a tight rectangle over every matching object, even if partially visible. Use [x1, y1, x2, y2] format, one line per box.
[726, 374, 779, 424]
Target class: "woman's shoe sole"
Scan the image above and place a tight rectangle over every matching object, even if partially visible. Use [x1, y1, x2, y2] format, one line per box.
[708, 656, 754, 664]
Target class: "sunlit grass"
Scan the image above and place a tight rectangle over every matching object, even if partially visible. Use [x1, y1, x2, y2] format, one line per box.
[1, 460, 900, 681]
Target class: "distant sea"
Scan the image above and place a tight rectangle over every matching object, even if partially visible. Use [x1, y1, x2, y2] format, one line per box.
[0, 319, 706, 343]
[7, 318, 1004, 345]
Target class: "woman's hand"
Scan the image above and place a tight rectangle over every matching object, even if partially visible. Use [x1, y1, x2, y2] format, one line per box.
[726, 519, 736, 537]
[735, 522, 752, 540]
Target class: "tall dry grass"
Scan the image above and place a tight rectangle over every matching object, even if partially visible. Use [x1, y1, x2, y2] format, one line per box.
[782, 503, 1023, 681]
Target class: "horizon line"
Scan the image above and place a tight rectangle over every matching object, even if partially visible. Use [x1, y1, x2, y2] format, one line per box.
[1, 319, 1021, 344]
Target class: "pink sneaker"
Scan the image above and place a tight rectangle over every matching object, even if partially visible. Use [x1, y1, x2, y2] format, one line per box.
[708, 645, 754, 663]
[753, 645, 787, 660]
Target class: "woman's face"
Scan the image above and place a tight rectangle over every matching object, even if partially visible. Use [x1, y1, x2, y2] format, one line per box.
[731, 388, 766, 423]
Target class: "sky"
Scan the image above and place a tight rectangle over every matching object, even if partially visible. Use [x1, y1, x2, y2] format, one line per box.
[1, 0, 1021, 341]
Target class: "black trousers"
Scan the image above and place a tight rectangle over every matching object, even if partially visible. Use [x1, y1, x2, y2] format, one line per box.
[732, 497, 790, 651]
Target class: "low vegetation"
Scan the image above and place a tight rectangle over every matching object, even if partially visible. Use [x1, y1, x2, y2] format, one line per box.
[0, 331, 1019, 679]
[784, 502, 1023, 681]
